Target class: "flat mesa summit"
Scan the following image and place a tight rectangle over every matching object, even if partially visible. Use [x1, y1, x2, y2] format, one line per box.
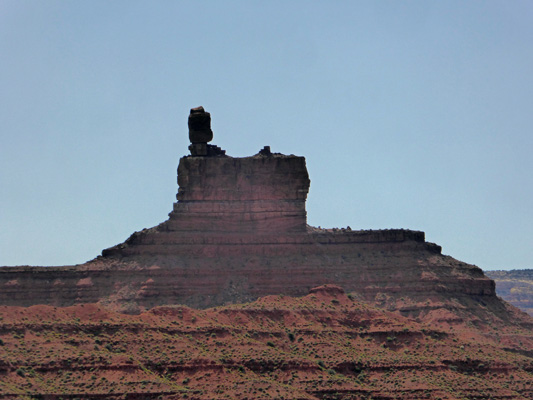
[0, 108, 519, 323]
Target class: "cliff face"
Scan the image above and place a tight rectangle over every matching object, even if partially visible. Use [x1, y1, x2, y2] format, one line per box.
[0, 147, 514, 330]
[170, 153, 310, 233]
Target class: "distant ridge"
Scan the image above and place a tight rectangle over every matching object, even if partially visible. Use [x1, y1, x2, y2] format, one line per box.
[486, 269, 533, 316]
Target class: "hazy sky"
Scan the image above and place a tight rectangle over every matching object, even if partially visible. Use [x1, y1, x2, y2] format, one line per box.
[1, 1, 532, 270]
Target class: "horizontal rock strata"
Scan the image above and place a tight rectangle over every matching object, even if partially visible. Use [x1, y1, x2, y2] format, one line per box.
[169, 154, 310, 233]
[0, 150, 507, 326]
[0, 286, 531, 399]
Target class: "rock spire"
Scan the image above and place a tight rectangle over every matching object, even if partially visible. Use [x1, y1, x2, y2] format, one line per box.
[187, 106, 226, 156]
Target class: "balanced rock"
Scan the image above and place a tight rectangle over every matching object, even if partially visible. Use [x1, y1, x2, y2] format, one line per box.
[188, 106, 219, 156]
[188, 106, 213, 144]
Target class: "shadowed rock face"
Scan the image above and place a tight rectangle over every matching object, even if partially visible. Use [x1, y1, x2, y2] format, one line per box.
[188, 106, 213, 144]
[187, 106, 226, 156]
[0, 143, 505, 324]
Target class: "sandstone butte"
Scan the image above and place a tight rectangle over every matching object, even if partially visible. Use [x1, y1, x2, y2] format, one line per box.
[0, 108, 532, 399]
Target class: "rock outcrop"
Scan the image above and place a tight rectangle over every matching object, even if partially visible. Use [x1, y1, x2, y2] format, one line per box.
[167, 150, 310, 234]
[0, 108, 522, 329]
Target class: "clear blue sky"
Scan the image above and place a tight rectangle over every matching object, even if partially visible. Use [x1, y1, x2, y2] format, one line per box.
[1, 1, 532, 270]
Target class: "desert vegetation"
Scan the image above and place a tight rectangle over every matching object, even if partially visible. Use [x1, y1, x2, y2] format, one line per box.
[0, 285, 531, 399]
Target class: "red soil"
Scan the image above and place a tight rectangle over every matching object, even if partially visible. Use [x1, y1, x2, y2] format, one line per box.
[0, 285, 531, 399]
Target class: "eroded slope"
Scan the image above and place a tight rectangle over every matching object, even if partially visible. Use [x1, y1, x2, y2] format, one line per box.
[0, 285, 531, 400]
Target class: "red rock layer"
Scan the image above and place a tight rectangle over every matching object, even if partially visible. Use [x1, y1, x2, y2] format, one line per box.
[0, 286, 531, 399]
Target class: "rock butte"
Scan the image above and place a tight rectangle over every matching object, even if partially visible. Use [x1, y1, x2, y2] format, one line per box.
[0, 108, 504, 317]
